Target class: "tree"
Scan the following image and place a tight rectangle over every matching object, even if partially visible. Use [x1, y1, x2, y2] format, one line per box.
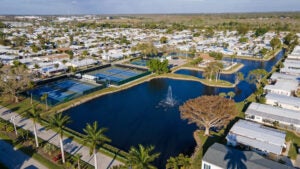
[136, 42, 158, 58]
[83, 121, 111, 169]
[34, 63, 40, 69]
[54, 63, 59, 69]
[235, 72, 244, 84]
[166, 153, 190, 169]
[179, 95, 238, 136]
[160, 36, 168, 44]
[246, 69, 268, 87]
[203, 61, 223, 82]
[204, 27, 214, 38]
[259, 48, 268, 57]
[239, 37, 248, 43]
[147, 59, 169, 74]
[219, 92, 227, 98]
[190, 57, 203, 66]
[40, 93, 48, 110]
[73, 153, 82, 169]
[126, 144, 160, 169]
[24, 105, 42, 148]
[230, 53, 237, 67]
[82, 50, 88, 57]
[254, 27, 268, 37]
[45, 113, 71, 164]
[270, 37, 281, 50]
[283, 33, 298, 46]
[208, 52, 223, 60]
[227, 91, 235, 100]
[237, 25, 249, 35]
[0, 65, 31, 102]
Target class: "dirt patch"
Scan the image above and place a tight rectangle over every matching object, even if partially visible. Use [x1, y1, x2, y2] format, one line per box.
[199, 53, 215, 61]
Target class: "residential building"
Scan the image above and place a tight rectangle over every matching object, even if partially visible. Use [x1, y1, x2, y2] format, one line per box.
[202, 143, 293, 169]
[264, 80, 299, 96]
[245, 102, 300, 132]
[265, 93, 300, 111]
[226, 119, 286, 155]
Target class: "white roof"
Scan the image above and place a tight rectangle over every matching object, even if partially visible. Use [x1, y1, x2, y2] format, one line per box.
[228, 119, 286, 155]
[246, 102, 300, 125]
[264, 80, 298, 92]
[280, 67, 300, 75]
[266, 93, 300, 107]
[270, 72, 300, 82]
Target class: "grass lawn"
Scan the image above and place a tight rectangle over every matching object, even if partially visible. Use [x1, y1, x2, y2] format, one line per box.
[286, 131, 300, 160]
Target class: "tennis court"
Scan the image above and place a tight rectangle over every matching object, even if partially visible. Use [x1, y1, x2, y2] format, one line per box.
[130, 59, 148, 67]
[28, 79, 102, 106]
[87, 66, 145, 83]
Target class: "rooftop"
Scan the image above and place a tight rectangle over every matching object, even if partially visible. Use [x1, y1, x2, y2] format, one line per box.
[227, 119, 286, 155]
[246, 102, 300, 125]
[203, 143, 293, 169]
[266, 93, 300, 107]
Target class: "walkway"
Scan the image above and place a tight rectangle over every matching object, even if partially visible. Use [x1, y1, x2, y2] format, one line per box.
[0, 106, 122, 169]
[0, 139, 47, 169]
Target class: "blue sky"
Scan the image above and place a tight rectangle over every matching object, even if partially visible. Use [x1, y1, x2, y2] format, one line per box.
[0, 0, 300, 15]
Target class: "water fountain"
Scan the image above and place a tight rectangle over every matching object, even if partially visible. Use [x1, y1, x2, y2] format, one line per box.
[165, 86, 176, 106]
[157, 86, 177, 109]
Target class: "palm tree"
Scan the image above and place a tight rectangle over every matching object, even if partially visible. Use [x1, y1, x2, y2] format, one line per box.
[177, 154, 191, 169]
[127, 144, 160, 169]
[45, 113, 71, 164]
[166, 156, 179, 169]
[73, 153, 82, 169]
[219, 92, 227, 98]
[230, 53, 237, 69]
[40, 93, 48, 110]
[24, 105, 42, 148]
[227, 91, 236, 100]
[166, 154, 190, 169]
[83, 121, 111, 169]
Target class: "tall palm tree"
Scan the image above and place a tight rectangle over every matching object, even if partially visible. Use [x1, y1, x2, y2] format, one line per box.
[40, 93, 48, 110]
[127, 144, 160, 169]
[45, 113, 71, 164]
[83, 121, 111, 169]
[24, 105, 42, 148]
[73, 153, 82, 169]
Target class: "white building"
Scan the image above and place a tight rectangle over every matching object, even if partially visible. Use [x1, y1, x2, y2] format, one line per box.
[265, 93, 300, 111]
[245, 102, 300, 132]
[226, 119, 286, 155]
[264, 80, 299, 96]
[202, 143, 292, 169]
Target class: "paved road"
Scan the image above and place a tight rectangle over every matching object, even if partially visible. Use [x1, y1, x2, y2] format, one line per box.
[0, 106, 122, 169]
[0, 139, 47, 169]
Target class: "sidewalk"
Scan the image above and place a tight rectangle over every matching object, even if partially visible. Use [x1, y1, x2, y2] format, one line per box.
[0, 106, 122, 169]
[0, 139, 48, 169]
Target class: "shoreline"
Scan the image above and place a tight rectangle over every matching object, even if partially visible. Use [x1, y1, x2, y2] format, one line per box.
[223, 48, 282, 61]
[172, 63, 244, 75]
[56, 73, 235, 113]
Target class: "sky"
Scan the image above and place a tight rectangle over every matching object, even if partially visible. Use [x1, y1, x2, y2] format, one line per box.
[0, 0, 300, 15]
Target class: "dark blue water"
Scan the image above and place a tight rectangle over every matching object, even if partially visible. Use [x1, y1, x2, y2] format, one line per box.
[64, 50, 284, 168]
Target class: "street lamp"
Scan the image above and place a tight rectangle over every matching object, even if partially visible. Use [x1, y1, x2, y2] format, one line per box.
[10, 115, 18, 136]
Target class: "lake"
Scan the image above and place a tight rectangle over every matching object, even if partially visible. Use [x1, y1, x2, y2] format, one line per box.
[64, 49, 284, 168]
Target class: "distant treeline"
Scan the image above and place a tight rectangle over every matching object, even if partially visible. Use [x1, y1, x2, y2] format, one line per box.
[67, 12, 300, 32]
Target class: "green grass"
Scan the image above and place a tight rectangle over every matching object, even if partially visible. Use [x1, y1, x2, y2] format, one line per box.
[165, 73, 234, 87]
[286, 131, 300, 160]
